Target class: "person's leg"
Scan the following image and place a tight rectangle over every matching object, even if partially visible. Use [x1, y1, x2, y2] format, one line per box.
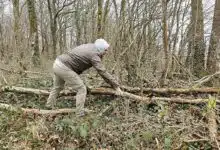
[65, 72, 87, 115]
[46, 74, 64, 108]
[46, 60, 65, 108]
[74, 78, 87, 115]
[51, 59, 87, 115]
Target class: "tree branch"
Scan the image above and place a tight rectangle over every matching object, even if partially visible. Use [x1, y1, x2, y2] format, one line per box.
[0, 103, 92, 115]
[1, 86, 220, 104]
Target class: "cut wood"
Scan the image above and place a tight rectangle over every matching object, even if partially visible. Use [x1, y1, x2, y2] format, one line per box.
[1, 86, 220, 104]
[0, 103, 92, 115]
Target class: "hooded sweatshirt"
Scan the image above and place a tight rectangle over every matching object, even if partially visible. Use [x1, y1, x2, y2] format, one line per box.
[57, 40, 119, 88]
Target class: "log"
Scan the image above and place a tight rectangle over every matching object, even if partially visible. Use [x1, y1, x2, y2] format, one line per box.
[0, 103, 92, 115]
[208, 109, 217, 141]
[121, 86, 220, 95]
[1, 86, 220, 104]
[207, 108, 220, 148]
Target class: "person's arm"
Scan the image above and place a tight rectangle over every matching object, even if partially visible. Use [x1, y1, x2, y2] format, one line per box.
[91, 55, 119, 89]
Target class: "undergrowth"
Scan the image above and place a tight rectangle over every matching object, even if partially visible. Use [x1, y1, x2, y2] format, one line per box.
[0, 78, 217, 149]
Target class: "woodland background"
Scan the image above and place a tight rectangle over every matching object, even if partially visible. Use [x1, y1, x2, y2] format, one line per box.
[0, 0, 220, 149]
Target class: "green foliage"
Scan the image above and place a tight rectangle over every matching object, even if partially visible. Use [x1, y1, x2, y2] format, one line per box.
[0, 109, 34, 149]
[79, 123, 88, 138]
[187, 142, 212, 150]
[140, 131, 153, 142]
[158, 103, 169, 121]
[124, 131, 155, 149]
[207, 95, 216, 110]
[164, 136, 172, 150]
[92, 118, 100, 128]
[54, 117, 77, 135]
[17, 78, 52, 88]
[202, 95, 217, 116]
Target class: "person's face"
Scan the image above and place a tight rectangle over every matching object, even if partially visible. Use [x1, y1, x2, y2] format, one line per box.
[100, 48, 108, 56]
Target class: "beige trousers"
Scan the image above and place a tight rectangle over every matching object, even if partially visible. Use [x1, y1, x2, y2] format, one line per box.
[46, 59, 87, 113]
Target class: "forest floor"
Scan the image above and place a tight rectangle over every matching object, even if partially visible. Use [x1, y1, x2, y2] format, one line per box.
[0, 71, 220, 150]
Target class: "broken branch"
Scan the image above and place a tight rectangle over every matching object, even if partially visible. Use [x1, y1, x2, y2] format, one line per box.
[1, 86, 220, 104]
[0, 103, 92, 115]
[121, 86, 220, 95]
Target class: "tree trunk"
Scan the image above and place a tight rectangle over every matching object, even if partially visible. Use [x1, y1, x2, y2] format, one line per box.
[159, 0, 169, 86]
[39, 0, 49, 56]
[58, 17, 64, 54]
[207, 0, 220, 74]
[190, 0, 205, 77]
[97, 0, 103, 38]
[47, 0, 57, 58]
[75, 1, 82, 45]
[12, 0, 20, 47]
[27, 0, 40, 66]
[101, 0, 110, 37]
[12, 0, 26, 72]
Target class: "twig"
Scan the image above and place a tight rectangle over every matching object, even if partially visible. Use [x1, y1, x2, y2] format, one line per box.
[97, 105, 112, 117]
[184, 138, 209, 143]
[155, 138, 161, 150]
[215, 138, 220, 150]
[1, 72, 8, 84]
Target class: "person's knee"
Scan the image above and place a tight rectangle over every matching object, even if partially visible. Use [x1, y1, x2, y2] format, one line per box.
[78, 84, 87, 94]
[53, 85, 63, 91]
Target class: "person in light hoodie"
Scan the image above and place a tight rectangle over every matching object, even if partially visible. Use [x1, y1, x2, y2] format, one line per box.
[46, 39, 123, 116]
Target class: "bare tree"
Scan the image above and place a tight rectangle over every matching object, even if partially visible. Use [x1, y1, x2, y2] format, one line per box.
[47, 0, 57, 58]
[12, 0, 27, 71]
[101, 0, 110, 37]
[207, 0, 220, 74]
[97, 0, 103, 38]
[27, 0, 40, 66]
[186, 0, 205, 77]
[159, 0, 169, 86]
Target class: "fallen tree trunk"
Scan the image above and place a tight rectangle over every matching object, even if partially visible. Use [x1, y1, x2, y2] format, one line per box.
[121, 86, 220, 95]
[0, 103, 92, 115]
[207, 105, 219, 148]
[1, 86, 220, 104]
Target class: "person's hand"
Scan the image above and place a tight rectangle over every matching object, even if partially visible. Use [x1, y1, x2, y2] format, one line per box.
[86, 85, 93, 93]
[115, 87, 123, 96]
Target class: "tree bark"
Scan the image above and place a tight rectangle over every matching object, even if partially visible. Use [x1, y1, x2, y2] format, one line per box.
[190, 0, 205, 77]
[47, 0, 57, 58]
[101, 0, 110, 37]
[207, 0, 220, 87]
[27, 0, 40, 66]
[97, 0, 103, 38]
[75, 1, 81, 45]
[39, 0, 49, 56]
[159, 0, 169, 86]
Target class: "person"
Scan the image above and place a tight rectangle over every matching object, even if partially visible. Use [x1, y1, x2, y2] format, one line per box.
[46, 39, 123, 116]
